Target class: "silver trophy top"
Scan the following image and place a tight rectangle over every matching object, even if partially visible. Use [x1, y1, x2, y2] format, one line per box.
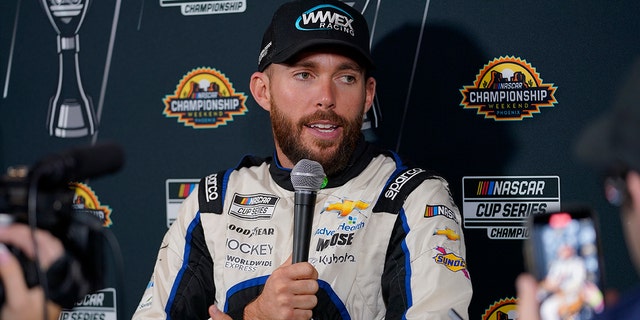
[41, 0, 90, 35]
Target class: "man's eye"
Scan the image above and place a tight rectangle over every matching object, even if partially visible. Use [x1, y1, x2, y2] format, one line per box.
[295, 72, 311, 80]
[341, 75, 356, 83]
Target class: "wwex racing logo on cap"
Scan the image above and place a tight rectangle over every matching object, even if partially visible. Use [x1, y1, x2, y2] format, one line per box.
[295, 4, 355, 35]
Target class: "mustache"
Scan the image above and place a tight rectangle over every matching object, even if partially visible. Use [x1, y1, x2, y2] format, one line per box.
[299, 110, 347, 126]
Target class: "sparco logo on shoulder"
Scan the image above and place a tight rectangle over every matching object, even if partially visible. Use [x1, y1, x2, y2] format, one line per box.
[205, 174, 219, 202]
[384, 168, 426, 200]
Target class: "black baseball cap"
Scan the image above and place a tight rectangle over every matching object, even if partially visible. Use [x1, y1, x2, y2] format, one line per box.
[257, 0, 374, 72]
[575, 57, 640, 173]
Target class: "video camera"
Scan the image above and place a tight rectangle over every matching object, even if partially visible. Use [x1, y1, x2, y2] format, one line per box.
[0, 142, 124, 308]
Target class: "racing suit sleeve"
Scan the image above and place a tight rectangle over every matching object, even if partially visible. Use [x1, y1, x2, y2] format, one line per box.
[132, 189, 215, 320]
[382, 177, 472, 319]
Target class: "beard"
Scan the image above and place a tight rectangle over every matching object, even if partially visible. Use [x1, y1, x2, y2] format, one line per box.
[270, 101, 363, 176]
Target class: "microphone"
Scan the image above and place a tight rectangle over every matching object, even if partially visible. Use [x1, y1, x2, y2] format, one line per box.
[290, 159, 325, 263]
[30, 142, 125, 187]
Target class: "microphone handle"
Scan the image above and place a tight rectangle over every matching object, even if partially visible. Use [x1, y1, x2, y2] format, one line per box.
[292, 190, 317, 263]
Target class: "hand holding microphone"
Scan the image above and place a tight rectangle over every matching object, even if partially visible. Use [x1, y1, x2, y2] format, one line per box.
[209, 159, 325, 319]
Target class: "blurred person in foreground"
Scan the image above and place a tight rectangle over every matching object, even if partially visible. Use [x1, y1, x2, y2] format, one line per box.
[517, 57, 640, 319]
[0, 222, 63, 320]
[132, 0, 472, 319]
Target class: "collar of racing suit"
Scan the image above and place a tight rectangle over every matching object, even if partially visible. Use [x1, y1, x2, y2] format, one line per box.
[268, 134, 383, 191]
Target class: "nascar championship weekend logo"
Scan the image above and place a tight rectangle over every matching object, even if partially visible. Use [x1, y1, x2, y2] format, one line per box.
[163, 67, 247, 128]
[460, 56, 558, 120]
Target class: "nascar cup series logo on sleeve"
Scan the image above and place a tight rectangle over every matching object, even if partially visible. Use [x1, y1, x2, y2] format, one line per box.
[459, 56, 558, 120]
[163, 67, 247, 128]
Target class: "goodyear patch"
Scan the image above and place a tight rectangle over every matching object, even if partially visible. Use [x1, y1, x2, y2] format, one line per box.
[163, 67, 247, 128]
[71, 182, 112, 227]
[460, 56, 558, 120]
[482, 297, 517, 320]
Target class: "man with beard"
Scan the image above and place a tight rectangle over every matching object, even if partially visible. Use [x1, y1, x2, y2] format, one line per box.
[133, 1, 472, 319]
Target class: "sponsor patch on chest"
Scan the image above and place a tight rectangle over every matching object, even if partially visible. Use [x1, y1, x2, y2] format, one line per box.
[228, 193, 279, 220]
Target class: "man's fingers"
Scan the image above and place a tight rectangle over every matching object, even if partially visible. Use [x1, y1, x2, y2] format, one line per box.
[0, 244, 30, 306]
[289, 262, 319, 280]
[291, 292, 318, 310]
[281, 255, 293, 267]
[292, 309, 314, 320]
[290, 278, 319, 295]
[0, 224, 64, 269]
[516, 273, 540, 320]
[0, 224, 33, 256]
[208, 304, 233, 320]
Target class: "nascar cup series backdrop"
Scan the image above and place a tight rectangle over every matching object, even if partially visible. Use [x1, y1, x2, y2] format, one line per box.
[1, 0, 640, 318]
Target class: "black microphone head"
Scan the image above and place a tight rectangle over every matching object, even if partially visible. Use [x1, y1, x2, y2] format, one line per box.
[291, 159, 325, 192]
[68, 142, 125, 180]
[32, 142, 125, 186]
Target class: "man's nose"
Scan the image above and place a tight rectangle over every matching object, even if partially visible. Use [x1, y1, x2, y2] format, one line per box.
[315, 79, 336, 110]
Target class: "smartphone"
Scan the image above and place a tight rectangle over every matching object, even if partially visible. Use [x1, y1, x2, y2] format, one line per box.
[524, 207, 605, 320]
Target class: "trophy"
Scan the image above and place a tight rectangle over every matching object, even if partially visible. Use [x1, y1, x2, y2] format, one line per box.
[41, 0, 96, 138]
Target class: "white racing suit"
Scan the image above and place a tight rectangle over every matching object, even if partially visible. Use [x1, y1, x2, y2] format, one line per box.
[133, 139, 472, 319]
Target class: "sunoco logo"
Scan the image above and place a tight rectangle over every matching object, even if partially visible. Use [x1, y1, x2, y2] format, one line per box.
[163, 67, 247, 128]
[460, 56, 558, 120]
[432, 246, 469, 279]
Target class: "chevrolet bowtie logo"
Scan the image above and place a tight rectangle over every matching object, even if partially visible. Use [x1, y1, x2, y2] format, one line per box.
[325, 200, 369, 216]
[434, 227, 460, 241]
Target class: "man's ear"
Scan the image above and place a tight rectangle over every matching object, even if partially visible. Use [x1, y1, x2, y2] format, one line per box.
[250, 71, 271, 112]
[626, 170, 640, 212]
[363, 76, 376, 114]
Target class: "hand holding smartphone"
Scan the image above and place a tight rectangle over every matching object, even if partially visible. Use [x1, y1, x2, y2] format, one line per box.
[524, 207, 605, 320]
